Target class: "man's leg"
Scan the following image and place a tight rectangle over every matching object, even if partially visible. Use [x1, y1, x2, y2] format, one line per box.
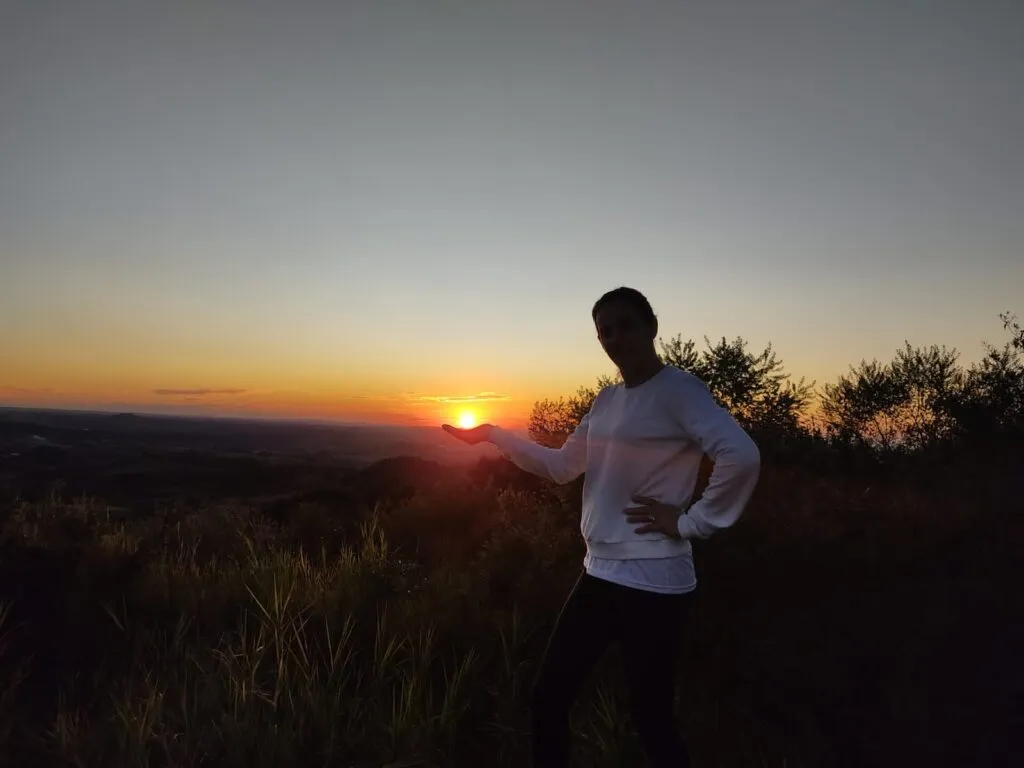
[617, 587, 692, 768]
[532, 572, 615, 767]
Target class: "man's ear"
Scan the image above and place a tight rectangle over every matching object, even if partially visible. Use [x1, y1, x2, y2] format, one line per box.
[650, 317, 659, 340]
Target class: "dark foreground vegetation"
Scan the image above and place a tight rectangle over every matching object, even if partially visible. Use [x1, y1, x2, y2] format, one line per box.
[1, 314, 1021, 767]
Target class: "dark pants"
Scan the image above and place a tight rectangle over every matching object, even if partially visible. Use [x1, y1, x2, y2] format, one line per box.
[531, 571, 692, 767]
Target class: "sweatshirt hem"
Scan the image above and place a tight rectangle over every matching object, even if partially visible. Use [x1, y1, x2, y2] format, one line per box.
[584, 538, 690, 560]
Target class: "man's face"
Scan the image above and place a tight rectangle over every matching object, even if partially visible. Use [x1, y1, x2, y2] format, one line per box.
[594, 300, 656, 368]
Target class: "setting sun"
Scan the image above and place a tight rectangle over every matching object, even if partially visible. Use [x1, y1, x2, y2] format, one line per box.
[457, 411, 478, 429]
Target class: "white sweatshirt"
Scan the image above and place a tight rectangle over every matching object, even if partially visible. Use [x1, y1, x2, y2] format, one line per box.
[488, 365, 761, 563]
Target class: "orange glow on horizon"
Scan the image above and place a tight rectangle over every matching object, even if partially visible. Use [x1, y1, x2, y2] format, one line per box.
[0, 383, 537, 429]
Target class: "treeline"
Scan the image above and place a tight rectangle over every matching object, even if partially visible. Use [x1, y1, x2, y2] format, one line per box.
[526, 312, 1023, 482]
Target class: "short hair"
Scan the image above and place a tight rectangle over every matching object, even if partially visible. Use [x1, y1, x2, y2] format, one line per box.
[591, 287, 657, 326]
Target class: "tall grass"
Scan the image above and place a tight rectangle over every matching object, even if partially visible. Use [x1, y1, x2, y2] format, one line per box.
[0, 464, 1020, 767]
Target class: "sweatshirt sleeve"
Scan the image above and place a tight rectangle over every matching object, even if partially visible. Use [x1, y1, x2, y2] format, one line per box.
[669, 373, 761, 540]
[487, 411, 592, 485]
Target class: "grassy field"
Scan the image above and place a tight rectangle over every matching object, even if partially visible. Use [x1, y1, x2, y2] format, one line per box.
[1, 461, 1021, 767]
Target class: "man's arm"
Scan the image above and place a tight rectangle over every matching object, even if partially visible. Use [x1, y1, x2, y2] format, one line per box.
[669, 374, 761, 539]
[487, 413, 591, 485]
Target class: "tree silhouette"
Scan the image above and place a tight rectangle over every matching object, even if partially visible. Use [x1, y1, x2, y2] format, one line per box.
[946, 312, 1024, 439]
[821, 315, 1024, 451]
[1003, 311, 1023, 351]
[527, 313, 1022, 459]
[821, 345, 964, 451]
[821, 359, 905, 449]
[658, 335, 814, 433]
[527, 376, 618, 448]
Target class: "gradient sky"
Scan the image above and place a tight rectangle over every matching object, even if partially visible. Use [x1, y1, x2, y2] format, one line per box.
[2, 0, 1022, 426]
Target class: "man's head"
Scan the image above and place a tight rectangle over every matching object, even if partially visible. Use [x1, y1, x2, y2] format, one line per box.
[591, 287, 658, 369]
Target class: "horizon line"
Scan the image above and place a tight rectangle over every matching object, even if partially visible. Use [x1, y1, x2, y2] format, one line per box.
[0, 403, 453, 429]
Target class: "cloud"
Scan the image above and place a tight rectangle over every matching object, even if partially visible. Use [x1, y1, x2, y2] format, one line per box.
[152, 388, 246, 396]
[405, 391, 511, 404]
[345, 392, 511, 405]
[0, 386, 54, 395]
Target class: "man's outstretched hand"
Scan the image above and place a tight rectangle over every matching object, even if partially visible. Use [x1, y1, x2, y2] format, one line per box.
[441, 423, 495, 445]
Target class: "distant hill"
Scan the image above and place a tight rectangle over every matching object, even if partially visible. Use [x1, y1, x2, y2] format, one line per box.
[351, 456, 451, 503]
[0, 407, 511, 513]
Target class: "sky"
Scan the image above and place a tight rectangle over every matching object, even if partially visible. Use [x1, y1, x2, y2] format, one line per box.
[2, 0, 1022, 427]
